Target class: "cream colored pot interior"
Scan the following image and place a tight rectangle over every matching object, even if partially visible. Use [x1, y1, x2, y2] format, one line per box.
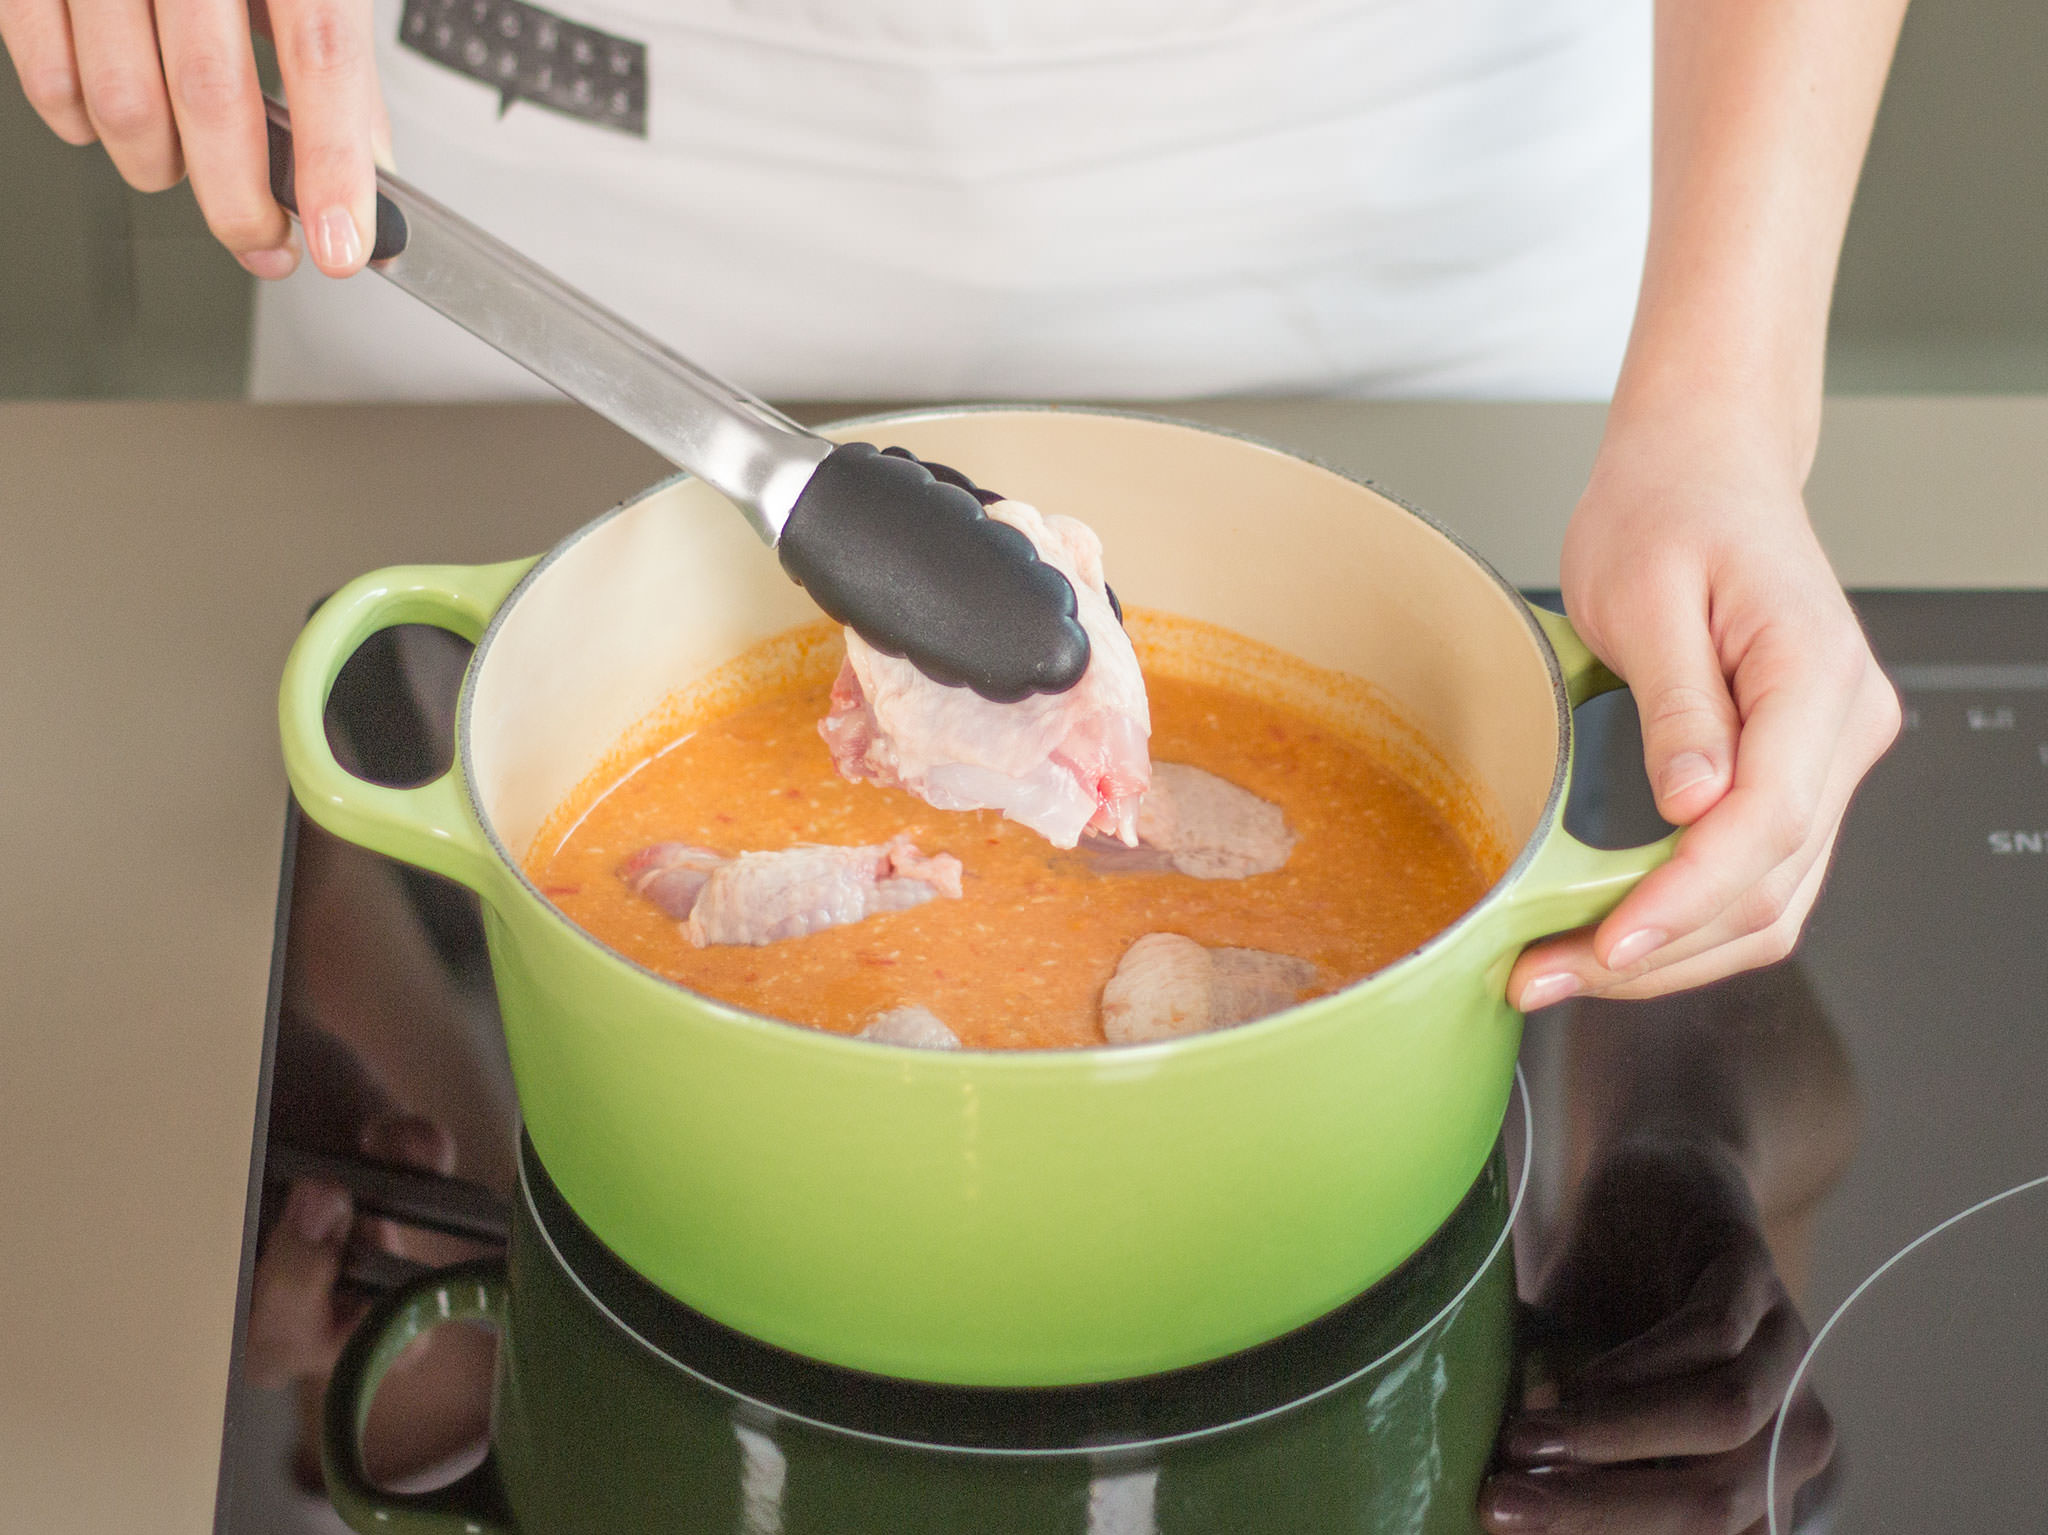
[469, 411, 1560, 885]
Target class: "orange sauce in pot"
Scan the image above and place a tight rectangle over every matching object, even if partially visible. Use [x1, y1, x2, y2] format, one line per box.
[525, 616, 1493, 1049]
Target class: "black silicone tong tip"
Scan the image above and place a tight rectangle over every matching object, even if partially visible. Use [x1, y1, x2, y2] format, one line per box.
[777, 443, 1092, 702]
[887, 445, 1007, 508]
[885, 449, 1123, 624]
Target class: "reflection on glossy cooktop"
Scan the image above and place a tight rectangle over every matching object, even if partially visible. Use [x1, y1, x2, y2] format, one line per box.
[213, 592, 2048, 1535]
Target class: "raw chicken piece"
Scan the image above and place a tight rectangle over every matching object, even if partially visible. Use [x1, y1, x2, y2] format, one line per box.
[1099, 933, 1319, 1044]
[689, 835, 962, 948]
[616, 843, 726, 919]
[857, 1005, 961, 1050]
[1085, 763, 1295, 880]
[819, 498, 1150, 850]
[617, 835, 962, 947]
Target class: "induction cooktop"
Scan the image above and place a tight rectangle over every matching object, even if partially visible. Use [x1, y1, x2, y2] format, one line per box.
[211, 591, 2048, 1534]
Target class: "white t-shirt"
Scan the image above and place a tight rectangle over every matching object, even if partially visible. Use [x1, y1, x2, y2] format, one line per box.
[249, 0, 1651, 402]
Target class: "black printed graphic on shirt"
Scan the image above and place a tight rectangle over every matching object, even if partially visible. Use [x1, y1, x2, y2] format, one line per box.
[400, 0, 646, 138]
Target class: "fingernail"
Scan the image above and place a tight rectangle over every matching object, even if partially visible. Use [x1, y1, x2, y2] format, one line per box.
[1605, 926, 1668, 970]
[1503, 1415, 1573, 1467]
[1659, 750, 1718, 801]
[238, 246, 297, 280]
[312, 206, 363, 271]
[1483, 1474, 1559, 1530]
[290, 1180, 352, 1244]
[1518, 972, 1581, 1012]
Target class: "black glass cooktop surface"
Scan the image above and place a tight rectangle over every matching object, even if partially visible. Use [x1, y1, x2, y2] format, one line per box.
[212, 591, 2048, 1534]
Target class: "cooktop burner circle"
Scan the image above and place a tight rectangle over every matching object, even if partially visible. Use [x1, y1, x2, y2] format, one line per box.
[517, 1067, 1531, 1455]
[1768, 1171, 2048, 1533]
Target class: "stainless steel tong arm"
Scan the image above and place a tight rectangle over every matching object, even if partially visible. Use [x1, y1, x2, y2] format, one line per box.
[261, 98, 1094, 699]
[262, 97, 830, 544]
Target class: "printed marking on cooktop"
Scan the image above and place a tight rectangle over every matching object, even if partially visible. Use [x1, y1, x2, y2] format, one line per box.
[1988, 831, 2048, 854]
[1968, 705, 2017, 731]
[400, 0, 646, 137]
[1892, 663, 2048, 692]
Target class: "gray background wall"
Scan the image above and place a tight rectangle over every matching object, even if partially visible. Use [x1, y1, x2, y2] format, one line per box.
[1828, 0, 2048, 389]
[1, 0, 2042, 399]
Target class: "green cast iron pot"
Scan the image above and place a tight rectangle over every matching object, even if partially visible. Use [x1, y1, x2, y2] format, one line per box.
[320, 1133, 1522, 1534]
[280, 407, 1672, 1386]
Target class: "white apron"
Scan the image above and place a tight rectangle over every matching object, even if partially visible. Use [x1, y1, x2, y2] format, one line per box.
[248, 0, 1651, 402]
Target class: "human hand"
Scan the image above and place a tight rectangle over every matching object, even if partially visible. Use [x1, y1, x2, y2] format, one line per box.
[1482, 1138, 1835, 1533]
[1511, 426, 1900, 1007]
[244, 1109, 458, 1392]
[0, 0, 385, 277]
[248, 1108, 501, 1493]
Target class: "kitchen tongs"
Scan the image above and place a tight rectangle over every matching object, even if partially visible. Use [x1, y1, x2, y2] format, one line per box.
[261, 99, 1088, 702]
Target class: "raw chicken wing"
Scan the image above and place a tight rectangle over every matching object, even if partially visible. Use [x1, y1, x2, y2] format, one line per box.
[857, 1005, 961, 1049]
[819, 498, 1150, 849]
[689, 836, 962, 947]
[616, 843, 726, 919]
[618, 835, 962, 947]
[1100, 933, 1319, 1044]
[1085, 762, 1295, 879]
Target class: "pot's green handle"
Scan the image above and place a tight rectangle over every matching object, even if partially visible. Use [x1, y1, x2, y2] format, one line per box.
[1494, 604, 1681, 948]
[322, 1258, 515, 1535]
[280, 560, 535, 895]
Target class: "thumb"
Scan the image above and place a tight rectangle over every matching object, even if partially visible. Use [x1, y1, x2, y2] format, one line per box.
[1605, 604, 1739, 826]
